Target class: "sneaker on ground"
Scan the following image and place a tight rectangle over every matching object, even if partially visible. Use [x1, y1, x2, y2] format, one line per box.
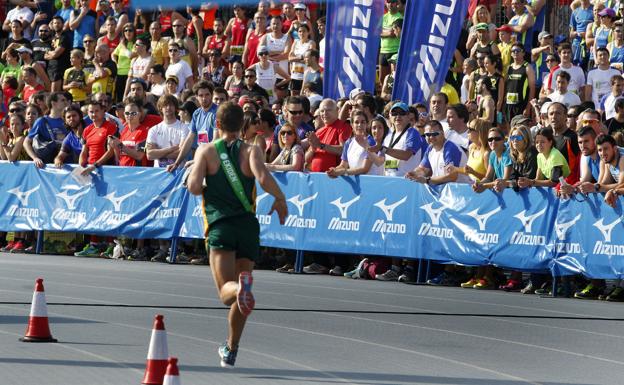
[218, 343, 238, 368]
[9, 240, 27, 253]
[574, 284, 602, 299]
[150, 249, 168, 262]
[190, 256, 208, 265]
[520, 281, 535, 294]
[303, 263, 329, 274]
[461, 278, 479, 288]
[100, 245, 114, 258]
[74, 244, 101, 257]
[237, 271, 255, 317]
[499, 279, 522, 291]
[1, 241, 16, 252]
[276, 263, 293, 273]
[398, 269, 417, 284]
[329, 266, 343, 276]
[343, 269, 357, 278]
[127, 248, 148, 261]
[474, 278, 494, 289]
[167, 252, 191, 263]
[606, 287, 624, 302]
[376, 268, 400, 282]
[427, 272, 449, 286]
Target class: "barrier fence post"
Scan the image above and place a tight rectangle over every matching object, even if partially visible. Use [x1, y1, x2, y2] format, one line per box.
[36, 231, 44, 254]
[425, 260, 431, 282]
[416, 259, 423, 283]
[551, 272, 559, 298]
[169, 237, 178, 263]
[294, 250, 304, 273]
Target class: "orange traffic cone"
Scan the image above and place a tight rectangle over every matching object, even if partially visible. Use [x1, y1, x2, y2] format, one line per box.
[163, 357, 181, 385]
[142, 314, 169, 385]
[20, 278, 57, 343]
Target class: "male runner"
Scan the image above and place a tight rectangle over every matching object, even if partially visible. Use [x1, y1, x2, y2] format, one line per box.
[186, 101, 288, 367]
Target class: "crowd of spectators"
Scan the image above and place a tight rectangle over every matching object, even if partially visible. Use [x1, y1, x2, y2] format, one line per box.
[2, 0, 624, 301]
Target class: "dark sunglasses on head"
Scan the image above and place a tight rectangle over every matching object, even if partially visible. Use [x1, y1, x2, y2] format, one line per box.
[424, 132, 441, 138]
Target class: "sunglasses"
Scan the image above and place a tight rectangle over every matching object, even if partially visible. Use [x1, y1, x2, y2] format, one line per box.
[258, 52, 268, 56]
[418, 112, 429, 118]
[582, 119, 599, 125]
[124, 29, 135, 32]
[511, 49, 523, 54]
[280, 131, 295, 136]
[424, 132, 441, 138]
[488, 136, 503, 142]
[509, 135, 524, 142]
[9, 108, 23, 113]
[168, 48, 179, 52]
[390, 110, 407, 116]
[244, 75, 255, 78]
[288, 109, 303, 115]
[83, 40, 94, 43]
[172, 25, 185, 28]
[124, 111, 138, 117]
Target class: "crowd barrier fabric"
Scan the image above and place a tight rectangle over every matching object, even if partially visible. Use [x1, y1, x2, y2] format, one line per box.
[1, 162, 624, 279]
[323, 0, 384, 99]
[392, 0, 468, 104]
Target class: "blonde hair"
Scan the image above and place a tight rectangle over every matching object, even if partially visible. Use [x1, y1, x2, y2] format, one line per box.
[469, 118, 491, 150]
[471, 5, 491, 27]
[278, 122, 300, 149]
[508, 125, 533, 164]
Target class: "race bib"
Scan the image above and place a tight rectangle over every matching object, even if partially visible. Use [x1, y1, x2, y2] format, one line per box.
[230, 45, 244, 56]
[384, 159, 399, 169]
[506, 92, 519, 105]
[197, 131, 209, 144]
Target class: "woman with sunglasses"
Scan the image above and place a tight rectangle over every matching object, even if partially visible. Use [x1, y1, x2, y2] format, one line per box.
[54, 105, 85, 167]
[327, 111, 383, 177]
[251, 46, 290, 104]
[266, 122, 304, 172]
[518, 127, 569, 189]
[473, 127, 513, 192]
[241, 111, 267, 154]
[447, 118, 491, 181]
[125, 37, 153, 98]
[112, 22, 136, 102]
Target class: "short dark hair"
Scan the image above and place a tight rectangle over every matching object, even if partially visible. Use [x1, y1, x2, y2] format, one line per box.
[577, 126, 597, 138]
[596, 133, 617, 146]
[193, 80, 214, 95]
[285, 95, 303, 106]
[213, 86, 228, 97]
[152, 64, 165, 77]
[258, 108, 277, 127]
[596, 47, 610, 56]
[558, 42, 572, 52]
[426, 120, 444, 132]
[448, 103, 470, 123]
[535, 127, 555, 142]
[615, 97, 624, 111]
[217, 102, 244, 133]
[47, 92, 66, 109]
[355, 93, 377, 115]
[556, 71, 571, 82]
[391, 18, 403, 29]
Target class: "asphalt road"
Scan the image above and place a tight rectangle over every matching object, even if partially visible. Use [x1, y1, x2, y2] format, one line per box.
[0, 252, 623, 385]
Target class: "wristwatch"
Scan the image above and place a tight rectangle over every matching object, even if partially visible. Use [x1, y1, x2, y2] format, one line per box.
[594, 183, 601, 192]
[380, 145, 388, 155]
[425, 176, 431, 184]
[320, 143, 326, 150]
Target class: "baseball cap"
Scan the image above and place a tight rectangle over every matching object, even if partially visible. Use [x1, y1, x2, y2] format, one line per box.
[599, 8, 616, 18]
[390, 102, 409, 112]
[16, 46, 32, 55]
[495, 25, 512, 33]
[294, 3, 306, 10]
[475, 23, 489, 31]
[129, 78, 147, 89]
[538, 31, 553, 40]
[349, 88, 365, 100]
[510, 114, 531, 127]
[166, 75, 179, 84]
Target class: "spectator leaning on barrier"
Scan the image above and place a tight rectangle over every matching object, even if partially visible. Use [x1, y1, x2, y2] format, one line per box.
[380, 101, 426, 178]
[23, 91, 70, 168]
[445, 104, 471, 152]
[54, 105, 85, 167]
[448, 117, 490, 182]
[599, 75, 624, 120]
[560, 126, 599, 199]
[518, 127, 570, 189]
[269, 96, 314, 161]
[266, 122, 304, 172]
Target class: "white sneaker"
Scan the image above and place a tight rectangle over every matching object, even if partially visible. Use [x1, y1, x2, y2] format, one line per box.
[329, 266, 343, 276]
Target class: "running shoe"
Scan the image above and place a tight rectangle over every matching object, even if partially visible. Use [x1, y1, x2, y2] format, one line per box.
[303, 263, 329, 274]
[520, 281, 536, 294]
[499, 279, 522, 291]
[329, 266, 343, 276]
[606, 287, 624, 302]
[127, 248, 148, 261]
[461, 278, 479, 288]
[1, 241, 15, 252]
[474, 277, 494, 290]
[218, 343, 237, 368]
[398, 268, 417, 284]
[427, 272, 450, 286]
[190, 256, 208, 265]
[100, 245, 114, 258]
[376, 268, 400, 281]
[74, 244, 101, 257]
[10, 240, 27, 253]
[150, 249, 168, 262]
[237, 271, 255, 317]
[276, 264, 293, 273]
[574, 284, 601, 299]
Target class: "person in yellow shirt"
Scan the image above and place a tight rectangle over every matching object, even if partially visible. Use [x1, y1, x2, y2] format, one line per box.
[496, 24, 514, 77]
[63, 49, 89, 104]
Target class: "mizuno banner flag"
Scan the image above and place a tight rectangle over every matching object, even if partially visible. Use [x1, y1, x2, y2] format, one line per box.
[323, 0, 384, 99]
[392, 0, 468, 104]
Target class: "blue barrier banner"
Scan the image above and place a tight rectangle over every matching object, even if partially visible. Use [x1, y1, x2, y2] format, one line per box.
[323, 0, 384, 99]
[392, 0, 468, 104]
[2, 162, 624, 278]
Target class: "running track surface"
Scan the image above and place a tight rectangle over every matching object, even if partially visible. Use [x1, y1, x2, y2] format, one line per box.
[1, 253, 623, 385]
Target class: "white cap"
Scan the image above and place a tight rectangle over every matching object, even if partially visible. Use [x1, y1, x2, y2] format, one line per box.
[540, 102, 552, 115]
[294, 3, 306, 10]
[349, 88, 365, 100]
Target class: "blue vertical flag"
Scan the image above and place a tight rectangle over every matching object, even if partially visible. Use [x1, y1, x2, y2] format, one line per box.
[323, 0, 384, 99]
[392, 0, 468, 104]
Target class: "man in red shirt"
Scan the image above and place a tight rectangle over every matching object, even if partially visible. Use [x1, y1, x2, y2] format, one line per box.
[306, 99, 352, 172]
[21, 67, 44, 103]
[80, 98, 117, 174]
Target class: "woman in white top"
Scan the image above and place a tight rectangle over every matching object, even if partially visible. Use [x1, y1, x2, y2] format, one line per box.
[327, 111, 384, 177]
[125, 37, 153, 97]
[266, 122, 304, 172]
[288, 24, 316, 96]
[251, 46, 290, 103]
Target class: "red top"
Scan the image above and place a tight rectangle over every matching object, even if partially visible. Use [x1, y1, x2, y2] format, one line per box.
[245, 30, 264, 67]
[160, 13, 172, 34]
[141, 114, 163, 128]
[101, 35, 120, 51]
[83, 120, 117, 165]
[119, 123, 149, 167]
[22, 84, 44, 103]
[230, 17, 248, 47]
[309, 119, 352, 172]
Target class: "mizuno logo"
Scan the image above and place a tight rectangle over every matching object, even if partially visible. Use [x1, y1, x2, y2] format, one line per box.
[7, 185, 40, 206]
[330, 196, 360, 219]
[287, 193, 318, 216]
[593, 217, 622, 243]
[374, 196, 407, 221]
[420, 202, 445, 225]
[466, 207, 501, 231]
[56, 186, 89, 210]
[555, 214, 581, 241]
[514, 208, 547, 233]
[255, 192, 270, 206]
[104, 189, 138, 212]
[155, 184, 184, 208]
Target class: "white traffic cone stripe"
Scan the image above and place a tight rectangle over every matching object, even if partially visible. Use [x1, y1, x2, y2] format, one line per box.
[29, 292, 48, 317]
[163, 374, 181, 385]
[146, 330, 168, 359]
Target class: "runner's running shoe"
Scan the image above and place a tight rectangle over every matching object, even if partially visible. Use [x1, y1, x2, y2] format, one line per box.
[218, 343, 237, 368]
[237, 271, 255, 317]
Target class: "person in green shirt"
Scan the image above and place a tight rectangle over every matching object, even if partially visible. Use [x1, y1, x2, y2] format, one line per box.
[186, 101, 288, 368]
[379, 0, 403, 90]
[112, 22, 136, 102]
[518, 127, 570, 188]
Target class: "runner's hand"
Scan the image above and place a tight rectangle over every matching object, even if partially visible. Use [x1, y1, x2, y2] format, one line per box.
[269, 198, 288, 225]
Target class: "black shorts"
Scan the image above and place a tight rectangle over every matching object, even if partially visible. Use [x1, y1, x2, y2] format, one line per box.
[275, 79, 288, 91]
[379, 52, 396, 67]
[47, 66, 63, 82]
[289, 79, 303, 92]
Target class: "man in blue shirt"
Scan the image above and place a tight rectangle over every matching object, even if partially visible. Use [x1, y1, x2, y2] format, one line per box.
[69, 0, 97, 49]
[23, 92, 70, 168]
[167, 81, 218, 172]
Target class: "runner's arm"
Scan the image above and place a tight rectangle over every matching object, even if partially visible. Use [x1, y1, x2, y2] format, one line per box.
[249, 145, 287, 223]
